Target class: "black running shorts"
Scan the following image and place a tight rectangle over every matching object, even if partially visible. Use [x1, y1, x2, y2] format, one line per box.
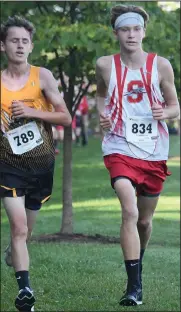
[0, 163, 54, 210]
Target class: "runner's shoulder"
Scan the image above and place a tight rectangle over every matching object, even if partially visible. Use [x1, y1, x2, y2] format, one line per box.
[96, 55, 113, 71]
[39, 67, 54, 79]
[157, 55, 173, 72]
[39, 67, 57, 89]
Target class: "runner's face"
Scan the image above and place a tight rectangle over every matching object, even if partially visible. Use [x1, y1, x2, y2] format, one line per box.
[114, 25, 145, 52]
[2, 26, 33, 64]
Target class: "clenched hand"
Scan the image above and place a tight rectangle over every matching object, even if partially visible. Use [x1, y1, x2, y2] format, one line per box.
[151, 103, 166, 120]
[10, 100, 36, 119]
[99, 113, 112, 131]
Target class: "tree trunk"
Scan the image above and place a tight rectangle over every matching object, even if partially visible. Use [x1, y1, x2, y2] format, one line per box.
[59, 3, 78, 234]
[60, 125, 73, 234]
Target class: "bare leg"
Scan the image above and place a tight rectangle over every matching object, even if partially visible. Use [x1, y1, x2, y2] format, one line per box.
[25, 208, 39, 241]
[5, 207, 38, 267]
[115, 179, 142, 306]
[114, 179, 140, 260]
[137, 195, 159, 249]
[3, 197, 29, 271]
[137, 195, 159, 285]
[3, 197, 36, 309]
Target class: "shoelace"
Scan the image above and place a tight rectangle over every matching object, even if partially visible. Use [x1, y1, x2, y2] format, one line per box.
[19, 287, 33, 295]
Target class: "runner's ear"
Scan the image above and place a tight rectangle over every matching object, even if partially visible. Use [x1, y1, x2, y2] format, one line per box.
[29, 42, 34, 54]
[1, 41, 5, 52]
[142, 28, 146, 39]
[113, 29, 118, 40]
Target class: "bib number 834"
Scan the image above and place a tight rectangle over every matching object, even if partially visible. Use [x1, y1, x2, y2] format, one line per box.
[14, 130, 34, 146]
[132, 123, 152, 134]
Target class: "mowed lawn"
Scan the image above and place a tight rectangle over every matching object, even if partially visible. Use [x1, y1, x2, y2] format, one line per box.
[1, 135, 180, 311]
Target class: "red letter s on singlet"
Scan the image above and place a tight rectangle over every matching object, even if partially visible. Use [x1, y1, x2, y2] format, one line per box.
[127, 80, 144, 104]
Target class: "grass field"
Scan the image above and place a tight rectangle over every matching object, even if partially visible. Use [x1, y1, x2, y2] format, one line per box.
[1, 135, 180, 311]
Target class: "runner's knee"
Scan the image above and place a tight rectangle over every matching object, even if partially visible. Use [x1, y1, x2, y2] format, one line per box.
[114, 179, 138, 223]
[122, 207, 138, 224]
[137, 218, 152, 230]
[11, 222, 28, 240]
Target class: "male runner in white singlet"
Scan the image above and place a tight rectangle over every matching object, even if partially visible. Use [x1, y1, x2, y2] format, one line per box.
[96, 4, 179, 306]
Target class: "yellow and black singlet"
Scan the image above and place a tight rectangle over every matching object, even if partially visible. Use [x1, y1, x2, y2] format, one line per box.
[1, 66, 55, 173]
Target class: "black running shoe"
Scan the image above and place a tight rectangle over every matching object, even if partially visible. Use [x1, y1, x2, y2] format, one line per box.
[119, 286, 142, 306]
[15, 287, 35, 311]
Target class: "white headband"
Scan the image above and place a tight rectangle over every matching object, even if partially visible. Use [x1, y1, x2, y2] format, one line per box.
[114, 12, 144, 29]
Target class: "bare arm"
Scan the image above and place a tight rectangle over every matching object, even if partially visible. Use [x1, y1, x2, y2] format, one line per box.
[11, 68, 72, 126]
[96, 57, 108, 114]
[152, 57, 180, 120]
[160, 58, 180, 119]
[96, 57, 112, 130]
[38, 68, 72, 126]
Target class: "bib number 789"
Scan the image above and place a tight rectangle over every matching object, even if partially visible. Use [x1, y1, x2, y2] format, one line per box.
[14, 130, 34, 146]
[132, 123, 152, 134]
[6, 121, 43, 155]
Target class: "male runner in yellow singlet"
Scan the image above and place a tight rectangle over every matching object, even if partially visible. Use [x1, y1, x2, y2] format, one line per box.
[1, 16, 72, 311]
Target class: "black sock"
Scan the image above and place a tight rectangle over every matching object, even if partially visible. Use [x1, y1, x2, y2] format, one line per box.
[125, 259, 140, 289]
[139, 249, 145, 285]
[140, 249, 145, 262]
[15, 271, 30, 290]
[140, 249, 145, 273]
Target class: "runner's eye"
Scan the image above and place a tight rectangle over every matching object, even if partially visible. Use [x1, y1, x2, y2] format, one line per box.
[22, 39, 29, 44]
[135, 27, 141, 31]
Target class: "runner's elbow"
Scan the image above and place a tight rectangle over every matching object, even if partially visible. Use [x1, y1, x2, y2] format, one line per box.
[62, 113, 72, 126]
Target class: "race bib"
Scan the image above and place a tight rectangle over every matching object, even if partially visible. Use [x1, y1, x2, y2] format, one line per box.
[126, 117, 158, 143]
[6, 121, 43, 155]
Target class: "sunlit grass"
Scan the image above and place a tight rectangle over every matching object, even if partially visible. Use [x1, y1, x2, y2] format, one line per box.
[167, 161, 180, 166]
[1, 195, 180, 221]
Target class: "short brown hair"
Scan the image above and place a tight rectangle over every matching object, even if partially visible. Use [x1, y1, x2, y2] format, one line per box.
[110, 5, 149, 29]
[1, 15, 36, 42]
